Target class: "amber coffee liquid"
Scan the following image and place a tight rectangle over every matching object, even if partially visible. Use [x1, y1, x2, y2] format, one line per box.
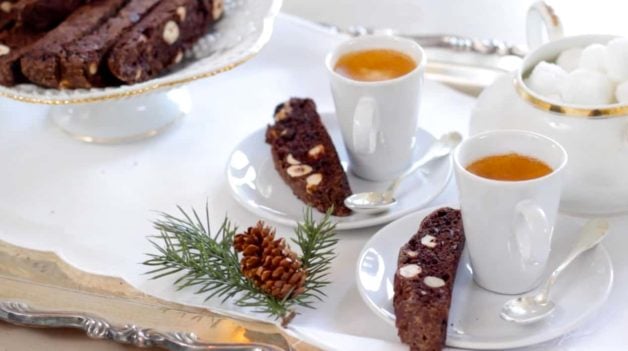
[466, 153, 552, 181]
[334, 49, 416, 82]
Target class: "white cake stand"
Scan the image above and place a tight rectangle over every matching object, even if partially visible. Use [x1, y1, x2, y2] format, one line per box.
[0, 0, 282, 144]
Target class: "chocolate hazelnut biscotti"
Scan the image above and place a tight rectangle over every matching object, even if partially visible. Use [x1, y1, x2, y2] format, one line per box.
[394, 207, 465, 351]
[0, 0, 18, 31]
[0, 0, 127, 86]
[1, 0, 224, 88]
[19, 0, 129, 88]
[60, 0, 162, 88]
[0, 0, 84, 48]
[106, 0, 224, 84]
[0, 25, 41, 49]
[265, 98, 353, 217]
[15, 0, 85, 31]
[0, 0, 84, 84]
[0, 26, 43, 82]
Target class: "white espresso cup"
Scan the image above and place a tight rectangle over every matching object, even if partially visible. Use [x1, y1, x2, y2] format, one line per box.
[454, 130, 568, 294]
[326, 35, 426, 181]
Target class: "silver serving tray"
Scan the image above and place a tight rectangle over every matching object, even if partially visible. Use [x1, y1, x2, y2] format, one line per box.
[0, 240, 315, 351]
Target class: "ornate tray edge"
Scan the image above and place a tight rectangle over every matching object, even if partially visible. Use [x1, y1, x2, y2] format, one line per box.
[0, 301, 284, 351]
[0, 239, 322, 351]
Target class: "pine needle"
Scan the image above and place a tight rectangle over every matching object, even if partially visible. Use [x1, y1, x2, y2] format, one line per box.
[143, 206, 337, 325]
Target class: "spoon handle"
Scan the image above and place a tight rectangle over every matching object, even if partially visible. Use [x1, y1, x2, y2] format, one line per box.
[536, 219, 609, 303]
[318, 23, 527, 58]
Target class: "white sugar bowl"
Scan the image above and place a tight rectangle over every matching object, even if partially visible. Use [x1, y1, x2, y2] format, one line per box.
[471, 32, 628, 216]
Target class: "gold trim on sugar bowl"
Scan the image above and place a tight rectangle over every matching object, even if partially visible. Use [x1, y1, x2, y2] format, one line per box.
[514, 77, 628, 119]
[514, 33, 628, 119]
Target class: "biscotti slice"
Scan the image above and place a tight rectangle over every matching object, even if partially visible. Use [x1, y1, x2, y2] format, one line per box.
[0, 25, 42, 49]
[0, 26, 43, 85]
[1, 0, 85, 35]
[265, 98, 353, 217]
[16, 0, 128, 88]
[0, 0, 82, 85]
[56, 0, 162, 89]
[393, 207, 465, 351]
[0, 1, 18, 31]
[15, 0, 85, 31]
[107, 0, 224, 84]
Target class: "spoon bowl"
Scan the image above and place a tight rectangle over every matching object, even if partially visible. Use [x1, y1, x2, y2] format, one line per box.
[501, 296, 556, 324]
[343, 192, 397, 214]
[500, 218, 609, 324]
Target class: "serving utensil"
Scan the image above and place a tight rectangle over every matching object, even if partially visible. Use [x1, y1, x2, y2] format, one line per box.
[344, 132, 462, 214]
[320, 23, 527, 58]
[500, 218, 609, 324]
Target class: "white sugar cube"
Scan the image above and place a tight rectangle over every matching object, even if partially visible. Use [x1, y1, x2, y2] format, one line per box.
[525, 61, 567, 96]
[616, 81, 628, 104]
[579, 44, 608, 73]
[605, 38, 628, 82]
[560, 69, 615, 105]
[556, 47, 583, 72]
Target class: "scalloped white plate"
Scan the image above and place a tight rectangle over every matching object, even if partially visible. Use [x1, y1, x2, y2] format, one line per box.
[226, 112, 453, 230]
[356, 205, 614, 349]
[0, 0, 282, 104]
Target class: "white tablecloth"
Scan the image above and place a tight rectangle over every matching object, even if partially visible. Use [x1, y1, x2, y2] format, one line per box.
[0, 14, 627, 351]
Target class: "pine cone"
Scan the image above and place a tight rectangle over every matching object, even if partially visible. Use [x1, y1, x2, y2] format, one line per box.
[234, 221, 307, 300]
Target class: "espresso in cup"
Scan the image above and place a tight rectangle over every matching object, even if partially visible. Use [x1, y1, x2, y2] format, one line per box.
[466, 153, 553, 181]
[334, 49, 417, 82]
[453, 130, 567, 294]
[326, 35, 426, 181]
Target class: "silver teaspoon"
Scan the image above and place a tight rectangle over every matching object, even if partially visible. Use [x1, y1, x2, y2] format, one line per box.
[500, 218, 609, 324]
[344, 132, 462, 214]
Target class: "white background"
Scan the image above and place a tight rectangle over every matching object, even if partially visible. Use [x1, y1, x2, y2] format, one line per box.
[2, 1, 628, 350]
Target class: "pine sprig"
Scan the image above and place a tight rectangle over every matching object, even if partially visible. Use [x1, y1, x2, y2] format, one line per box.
[292, 208, 338, 303]
[143, 205, 337, 326]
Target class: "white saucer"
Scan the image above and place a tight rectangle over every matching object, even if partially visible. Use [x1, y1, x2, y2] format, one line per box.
[356, 205, 614, 350]
[226, 113, 453, 230]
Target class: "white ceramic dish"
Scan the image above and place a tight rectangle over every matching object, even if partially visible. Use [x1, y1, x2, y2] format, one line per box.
[226, 113, 453, 230]
[0, 0, 282, 143]
[469, 4, 628, 216]
[470, 35, 628, 217]
[356, 205, 613, 350]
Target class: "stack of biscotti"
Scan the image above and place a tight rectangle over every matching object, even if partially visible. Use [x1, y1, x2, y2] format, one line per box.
[266, 98, 353, 217]
[20, 0, 161, 88]
[0, 0, 86, 86]
[14, 0, 86, 31]
[106, 0, 224, 85]
[0, 0, 224, 89]
[0, 1, 85, 45]
[394, 207, 465, 351]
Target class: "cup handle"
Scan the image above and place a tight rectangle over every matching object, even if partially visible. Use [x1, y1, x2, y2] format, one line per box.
[353, 97, 379, 155]
[526, 1, 564, 51]
[513, 200, 552, 265]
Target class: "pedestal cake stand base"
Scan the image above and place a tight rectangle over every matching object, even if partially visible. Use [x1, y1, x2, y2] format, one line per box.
[49, 87, 192, 144]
